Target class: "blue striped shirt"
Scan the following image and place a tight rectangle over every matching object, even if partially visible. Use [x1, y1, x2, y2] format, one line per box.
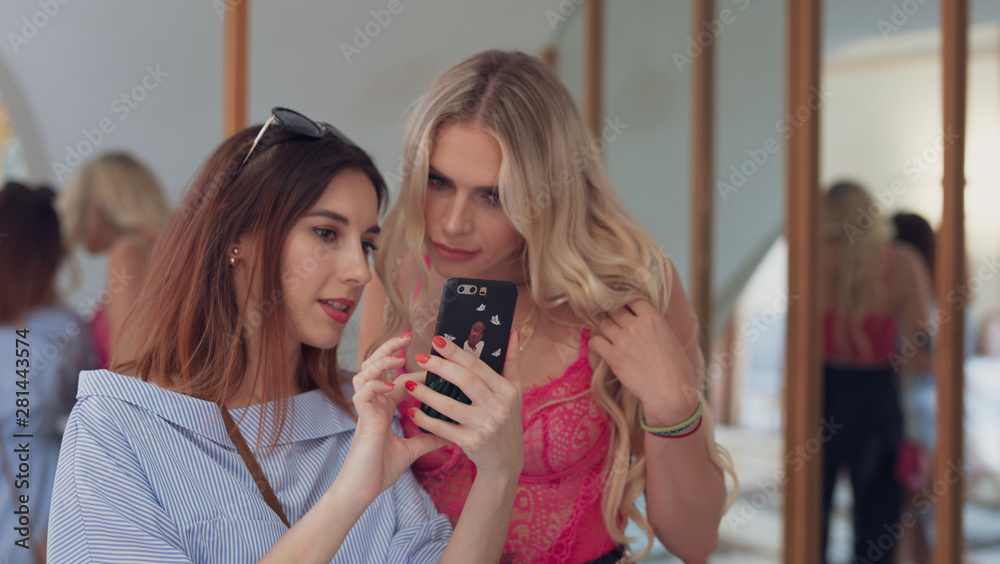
[47, 370, 451, 563]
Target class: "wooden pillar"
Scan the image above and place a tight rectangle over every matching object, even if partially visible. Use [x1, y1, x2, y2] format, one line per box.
[710, 318, 736, 423]
[690, 0, 715, 371]
[935, 1, 968, 562]
[224, 0, 249, 137]
[583, 0, 603, 136]
[783, 1, 822, 563]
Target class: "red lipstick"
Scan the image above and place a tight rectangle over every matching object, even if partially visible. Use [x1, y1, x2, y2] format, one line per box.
[318, 298, 354, 324]
[433, 241, 478, 262]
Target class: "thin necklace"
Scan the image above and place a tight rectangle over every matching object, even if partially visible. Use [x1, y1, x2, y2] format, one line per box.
[518, 304, 538, 352]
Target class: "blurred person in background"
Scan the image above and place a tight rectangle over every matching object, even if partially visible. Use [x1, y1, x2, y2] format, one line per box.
[891, 211, 937, 564]
[818, 182, 932, 564]
[57, 152, 171, 368]
[966, 311, 1000, 503]
[0, 181, 97, 563]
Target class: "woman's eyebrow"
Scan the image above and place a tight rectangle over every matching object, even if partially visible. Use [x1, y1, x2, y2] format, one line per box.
[429, 166, 498, 191]
[305, 210, 380, 234]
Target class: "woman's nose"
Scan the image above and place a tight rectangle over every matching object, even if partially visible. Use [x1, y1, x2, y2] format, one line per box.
[442, 195, 473, 235]
[338, 243, 372, 287]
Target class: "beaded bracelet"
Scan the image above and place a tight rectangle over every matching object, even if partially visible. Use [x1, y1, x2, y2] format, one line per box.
[641, 401, 703, 438]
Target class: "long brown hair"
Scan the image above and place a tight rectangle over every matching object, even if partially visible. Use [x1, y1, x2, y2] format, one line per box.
[114, 122, 387, 441]
[0, 182, 63, 324]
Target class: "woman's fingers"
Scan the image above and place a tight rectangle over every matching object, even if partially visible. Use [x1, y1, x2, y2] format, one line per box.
[352, 378, 397, 419]
[428, 334, 515, 396]
[353, 333, 413, 392]
[404, 379, 479, 427]
[353, 355, 406, 393]
[405, 384, 521, 468]
[626, 299, 657, 317]
[413, 350, 494, 408]
[404, 402, 482, 447]
[404, 432, 451, 460]
[359, 332, 413, 373]
[372, 371, 427, 404]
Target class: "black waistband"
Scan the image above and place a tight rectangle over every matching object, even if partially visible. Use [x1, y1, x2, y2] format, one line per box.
[585, 544, 627, 564]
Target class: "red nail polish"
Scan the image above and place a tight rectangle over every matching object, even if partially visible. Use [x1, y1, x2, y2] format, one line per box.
[432, 336, 447, 348]
[404, 380, 418, 392]
[383, 381, 395, 388]
[393, 353, 406, 359]
[414, 353, 430, 363]
[399, 332, 412, 339]
[406, 407, 417, 419]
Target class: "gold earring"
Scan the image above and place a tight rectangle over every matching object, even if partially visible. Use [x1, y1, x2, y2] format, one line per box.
[229, 256, 237, 266]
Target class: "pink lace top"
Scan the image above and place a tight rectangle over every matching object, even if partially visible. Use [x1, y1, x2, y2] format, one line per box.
[398, 328, 617, 563]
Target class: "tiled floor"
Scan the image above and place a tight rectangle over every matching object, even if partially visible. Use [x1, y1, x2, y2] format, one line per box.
[627, 426, 1000, 563]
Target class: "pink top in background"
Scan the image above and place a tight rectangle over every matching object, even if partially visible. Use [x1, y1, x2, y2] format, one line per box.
[821, 244, 899, 367]
[89, 307, 111, 369]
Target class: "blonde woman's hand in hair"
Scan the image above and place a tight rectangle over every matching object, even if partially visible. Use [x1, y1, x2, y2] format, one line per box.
[339, 333, 450, 509]
[404, 331, 524, 480]
[590, 299, 701, 427]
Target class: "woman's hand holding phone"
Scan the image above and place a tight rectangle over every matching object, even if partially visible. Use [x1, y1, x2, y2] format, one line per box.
[340, 333, 450, 509]
[405, 330, 524, 480]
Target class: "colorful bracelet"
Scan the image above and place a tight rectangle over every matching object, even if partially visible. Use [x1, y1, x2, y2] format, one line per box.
[641, 401, 703, 438]
[662, 417, 702, 438]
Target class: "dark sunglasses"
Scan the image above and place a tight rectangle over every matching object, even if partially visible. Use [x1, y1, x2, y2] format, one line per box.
[239, 106, 353, 168]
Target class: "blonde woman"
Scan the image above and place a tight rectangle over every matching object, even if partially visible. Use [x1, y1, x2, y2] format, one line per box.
[358, 50, 734, 563]
[818, 182, 932, 563]
[57, 152, 171, 367]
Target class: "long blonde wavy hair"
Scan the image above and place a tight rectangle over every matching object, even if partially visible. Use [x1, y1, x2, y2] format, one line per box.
[822, 181, 894, 357]
[371, 50, 736, 559]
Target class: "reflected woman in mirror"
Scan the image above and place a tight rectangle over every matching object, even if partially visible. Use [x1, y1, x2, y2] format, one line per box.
[818, 182, 933, 563]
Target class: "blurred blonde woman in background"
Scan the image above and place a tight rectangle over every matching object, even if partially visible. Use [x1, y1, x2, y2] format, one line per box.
[359, 50, 735, 563]
[818, 182, 932, 564]
[57, 152, 171, 367]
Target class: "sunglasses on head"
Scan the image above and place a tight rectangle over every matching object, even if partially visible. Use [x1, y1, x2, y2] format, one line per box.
[239, 106, 353, 169]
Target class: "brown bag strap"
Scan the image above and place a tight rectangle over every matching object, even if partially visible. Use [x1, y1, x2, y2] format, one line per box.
[219, 405, 291, 528]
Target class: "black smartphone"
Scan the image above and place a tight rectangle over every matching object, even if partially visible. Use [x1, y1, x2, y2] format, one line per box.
[420, 278, 518, 429]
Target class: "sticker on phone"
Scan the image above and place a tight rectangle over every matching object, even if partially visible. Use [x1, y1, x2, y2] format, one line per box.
[462, 322, 486, 358]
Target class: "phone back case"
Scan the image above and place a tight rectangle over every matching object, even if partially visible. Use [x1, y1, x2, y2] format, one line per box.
[421, 278, 518, 426]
